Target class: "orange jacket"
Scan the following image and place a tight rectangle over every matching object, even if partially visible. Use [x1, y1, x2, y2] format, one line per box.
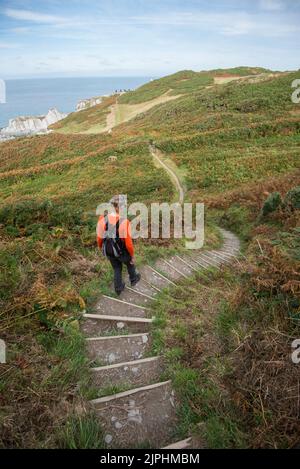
[97, 213, 134, 257]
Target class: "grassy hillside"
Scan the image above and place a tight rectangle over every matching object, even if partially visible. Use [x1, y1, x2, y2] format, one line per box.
[0, 67, 299, 448]
[118, 67, 270, 104]
[115, 71, 297, 139]
[53, 67, 274, 135]
[51, 95, 116, 134]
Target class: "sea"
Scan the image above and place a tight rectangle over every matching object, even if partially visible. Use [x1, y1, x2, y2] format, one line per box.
[0, 76, 152, 129]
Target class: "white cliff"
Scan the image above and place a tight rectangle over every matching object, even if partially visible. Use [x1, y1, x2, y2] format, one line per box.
[76, 96, 106, 112]
[0, 108, 67, 138]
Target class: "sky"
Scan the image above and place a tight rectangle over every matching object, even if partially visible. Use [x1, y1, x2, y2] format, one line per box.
[0, 0, 299, 79]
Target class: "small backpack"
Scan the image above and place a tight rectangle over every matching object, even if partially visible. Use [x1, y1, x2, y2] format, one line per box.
[102, 217, 125, 258]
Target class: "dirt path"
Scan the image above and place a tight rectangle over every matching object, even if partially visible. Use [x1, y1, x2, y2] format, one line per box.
[149, 145, 185, 204]
[104, 103, 117, 133]
[100, 91, 182, 134]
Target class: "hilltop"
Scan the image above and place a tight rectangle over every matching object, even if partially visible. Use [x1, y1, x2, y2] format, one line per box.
[52, 67, 277, 135]
[0, 67, 299, 449]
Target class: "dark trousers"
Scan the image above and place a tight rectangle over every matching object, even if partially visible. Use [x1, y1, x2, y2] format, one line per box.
[108, 252, 138, 293]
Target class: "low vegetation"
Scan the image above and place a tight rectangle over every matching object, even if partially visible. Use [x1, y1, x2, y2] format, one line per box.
[51, 95, 116, 134]
[0, 66, 299, 448]
[152, 186, 300, 448]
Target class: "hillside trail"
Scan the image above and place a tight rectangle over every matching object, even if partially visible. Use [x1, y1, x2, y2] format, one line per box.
[80, 145, 240, 449]
[149, 144, 185, 204]
[101, 90, 182, 134]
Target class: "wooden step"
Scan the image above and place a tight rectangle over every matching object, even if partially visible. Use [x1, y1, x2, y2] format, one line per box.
[163, 437, 192, 449]
[162, 256, 191, 278]
[221, 246, 240, 255]
[93, 295, 149, 319]
[140, 265, 176, 290]
[185, 253, 211, 270]
[212, 251, 236, 262]
[91, 381, 177, 448]
[91, 356, 163, 389]
[173, 255, 196, 275]
[86, 333, 151, 365]
[82, 313, 153, 337]
[129, 279, 159, 298]
[175, 255, 199, 272]
[119, 286, 156, 307]
[155, 259, 183, 281]
[196, 253, 220, 268]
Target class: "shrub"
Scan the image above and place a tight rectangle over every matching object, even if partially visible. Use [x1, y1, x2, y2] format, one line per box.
[261, 192, 282, 217]
[220, 205, 251, 240]
[283, 186, 300, 211]
[0, 199, 83, 231]
[235, 97, 271, 113]
[0, 199, 53, 227]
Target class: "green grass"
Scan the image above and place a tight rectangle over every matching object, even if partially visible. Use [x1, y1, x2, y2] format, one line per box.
[119, 67, 270, 105]
[116, 71, 298, 141]
[51, 95, 116, 133]
[57, 413, 105, 449]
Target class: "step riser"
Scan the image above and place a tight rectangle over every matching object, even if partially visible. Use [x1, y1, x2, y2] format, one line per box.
[93, 296, 148, 319]
[176, 255, 198, 272]
[213, 252, 235, 262]
[120, 288, 155, 306]
[141, 266, 175, 289]
[206, 252, 230, 263]
[163, 438, 192, 449]
[86, 334, 150, 365]
[155, 260, 182, 281]
[91, 357, 163, 389]
[222, 247, 239, 255]
[187, 256, 211, 270]
[163, 258, 190, 279]
[196, 255, 220, 267]
[82, 318, 150, 337]
[92, 382, 177, 448]
[174, 256, 196, 274]
[200, 254, 222, 265]
[130, 280, 159, 297]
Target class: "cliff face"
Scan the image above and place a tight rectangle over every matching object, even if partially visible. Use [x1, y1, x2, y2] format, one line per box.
[0, 94, 107, 141]
[76, 96, 106, 111]
[0, 108, 67, 137]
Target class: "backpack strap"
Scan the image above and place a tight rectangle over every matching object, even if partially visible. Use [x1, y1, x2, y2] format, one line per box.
[104, 216, 121, 239]
[115, 219, 120, 239]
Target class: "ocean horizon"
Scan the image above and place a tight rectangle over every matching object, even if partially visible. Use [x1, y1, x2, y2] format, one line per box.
[0, 76, 152, 129]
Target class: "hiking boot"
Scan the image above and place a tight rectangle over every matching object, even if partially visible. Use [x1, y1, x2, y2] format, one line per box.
[131, 273, 141, 287]
[116, 282, 125, 296]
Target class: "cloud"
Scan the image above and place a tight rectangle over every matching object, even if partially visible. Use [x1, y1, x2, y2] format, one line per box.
[3, 6, 297, 39]
[130, 11, 298, 37]
[0, 41, 19, 48]
[4, 8, 66, 24]
[10, 27, 31, 34]
[259, 0, 285, 11]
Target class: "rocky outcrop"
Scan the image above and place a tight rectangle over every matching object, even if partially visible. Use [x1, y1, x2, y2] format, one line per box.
[76, 96, 105, 112]
[0, 108, 67, 138]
